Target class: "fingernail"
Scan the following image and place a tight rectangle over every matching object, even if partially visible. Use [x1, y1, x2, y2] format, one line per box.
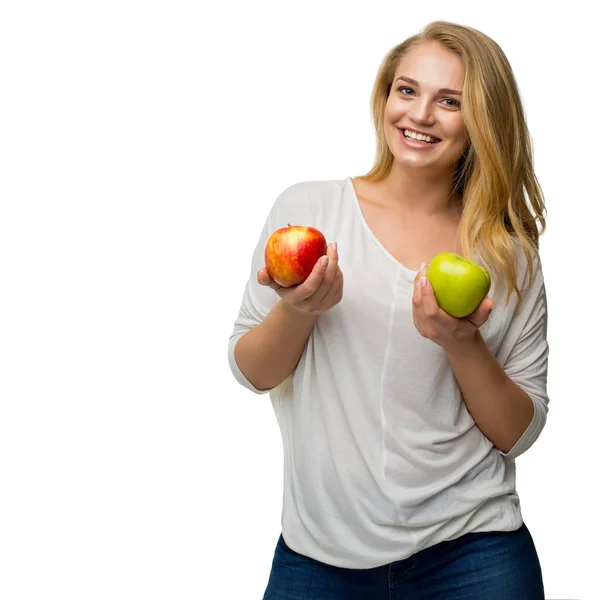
[420, 277, 427, 288]
[419, 262, 426, 271]
[332, 241, 337, 251]
[321, 256, 329, 267]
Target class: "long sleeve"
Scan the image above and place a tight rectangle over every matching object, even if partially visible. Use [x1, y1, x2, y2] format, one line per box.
[227, 187, 289, 394]
[497, 259, 550, 460]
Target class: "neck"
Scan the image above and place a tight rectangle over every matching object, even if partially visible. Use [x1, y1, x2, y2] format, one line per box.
[379, 162, 462, 220]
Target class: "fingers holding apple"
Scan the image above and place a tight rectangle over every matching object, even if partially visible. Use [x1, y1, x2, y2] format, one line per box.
[315, 242, 344, 308]
[261, 224, 344, 316]
[413, 252, 495, 347]
[282, 242, 343, 314]
[313, 241, 340, 302]
[319, 259, 344, 307]
[295, 243, 330, 297]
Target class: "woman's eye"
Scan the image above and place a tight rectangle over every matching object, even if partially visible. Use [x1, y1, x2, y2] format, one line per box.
[442, 98, 461, 108]
[397, 87, 461, 108]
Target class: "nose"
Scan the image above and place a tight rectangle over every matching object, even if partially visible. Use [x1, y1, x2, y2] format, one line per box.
[409, 97, 435, 125]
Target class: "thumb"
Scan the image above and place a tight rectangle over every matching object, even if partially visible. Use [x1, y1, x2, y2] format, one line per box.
[257, 267, 282, 291]
[468, 297, 495, 327]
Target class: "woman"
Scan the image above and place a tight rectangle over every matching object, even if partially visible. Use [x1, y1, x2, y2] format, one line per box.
[228, 20, 548, 600]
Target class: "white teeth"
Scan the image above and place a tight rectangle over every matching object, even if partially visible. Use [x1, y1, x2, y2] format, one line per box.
[403, 129, 438, 143]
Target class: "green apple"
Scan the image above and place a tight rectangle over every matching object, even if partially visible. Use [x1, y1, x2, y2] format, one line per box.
[426, 252, 491, 318]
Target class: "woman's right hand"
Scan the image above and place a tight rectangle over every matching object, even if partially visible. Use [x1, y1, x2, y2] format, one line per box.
[256, 242, 344, 316]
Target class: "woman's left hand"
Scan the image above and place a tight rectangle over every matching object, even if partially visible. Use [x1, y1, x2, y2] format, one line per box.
[412, 263, 495, 349]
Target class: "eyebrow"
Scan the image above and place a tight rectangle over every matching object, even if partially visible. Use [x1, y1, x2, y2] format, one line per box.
[394, 75, 462, 96]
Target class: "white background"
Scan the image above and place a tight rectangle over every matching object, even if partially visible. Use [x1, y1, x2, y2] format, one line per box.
[0, 1, 597, 599]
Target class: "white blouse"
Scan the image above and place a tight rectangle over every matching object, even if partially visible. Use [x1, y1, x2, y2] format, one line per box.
[228, 177, 550, 569]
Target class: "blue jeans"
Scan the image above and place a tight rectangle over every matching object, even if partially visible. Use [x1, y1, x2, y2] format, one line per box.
[263, 523, 544, 599]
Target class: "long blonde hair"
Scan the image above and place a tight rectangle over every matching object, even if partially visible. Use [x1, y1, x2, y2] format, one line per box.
[358, 21, 547, 312]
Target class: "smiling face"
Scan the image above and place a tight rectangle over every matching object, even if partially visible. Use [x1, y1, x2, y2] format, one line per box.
[384, 41, 469, 172]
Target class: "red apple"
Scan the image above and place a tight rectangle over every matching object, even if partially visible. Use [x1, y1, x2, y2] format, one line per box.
[264, 225, 327, 287]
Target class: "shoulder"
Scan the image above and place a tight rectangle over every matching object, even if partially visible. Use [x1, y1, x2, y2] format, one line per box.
[274, 178, 348, 208]
[484, 234, 545, 316]
[508, 234, 544, 289]
[269, 178, 349, 224]
[504, 235, 547, 322]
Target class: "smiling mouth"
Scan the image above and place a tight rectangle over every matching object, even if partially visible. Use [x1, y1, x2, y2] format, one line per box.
[399, 128, 441, 144]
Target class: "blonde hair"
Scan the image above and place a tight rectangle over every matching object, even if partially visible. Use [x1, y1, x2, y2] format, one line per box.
[358, 21, 547, 312]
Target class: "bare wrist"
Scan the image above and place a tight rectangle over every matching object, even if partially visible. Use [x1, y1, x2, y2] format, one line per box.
[443, 330, 483, 358]
[279, 299, 319, 323]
